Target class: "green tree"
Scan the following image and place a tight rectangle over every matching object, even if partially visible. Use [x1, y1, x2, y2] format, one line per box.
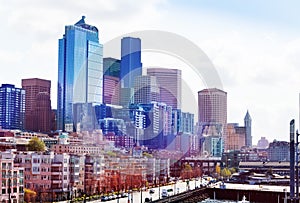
[142, 152, 153, 158]
[229, 167, 236, 174]
[28, 137, 46, 151]
[106, 151, 117, 157]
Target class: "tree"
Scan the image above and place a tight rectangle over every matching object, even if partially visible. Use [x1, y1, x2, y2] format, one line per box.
[215, 165, 221, 176]
[220, 168, 231, 178]
[181, 163, 193, 180]
[24, 188, 36, 203]
[28, 137, 46, 151]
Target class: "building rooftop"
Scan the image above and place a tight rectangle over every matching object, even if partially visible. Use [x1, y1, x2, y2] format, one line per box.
[74, 16, 98, 32]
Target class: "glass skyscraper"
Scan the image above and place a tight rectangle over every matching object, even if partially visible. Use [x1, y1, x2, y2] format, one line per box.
[57, 16, 103, 131]
[0, 84, 25, 130]
[120, 37, 142, 88]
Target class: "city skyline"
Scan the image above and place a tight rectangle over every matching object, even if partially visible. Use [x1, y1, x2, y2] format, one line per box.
[1, 1, 300, 143]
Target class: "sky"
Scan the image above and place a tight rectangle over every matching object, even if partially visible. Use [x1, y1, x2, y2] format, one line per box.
[1, 0, 300, 144]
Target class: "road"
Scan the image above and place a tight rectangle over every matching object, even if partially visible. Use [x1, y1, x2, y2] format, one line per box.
[92, 179, 202, 203]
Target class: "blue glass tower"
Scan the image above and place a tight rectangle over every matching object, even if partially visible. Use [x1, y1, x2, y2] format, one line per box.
[0, 84, 25, 130]
[57, 16, 103, 131]
[120, 37, 142, 88]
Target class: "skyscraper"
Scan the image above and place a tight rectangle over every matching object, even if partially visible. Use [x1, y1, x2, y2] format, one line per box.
[147, 68, 182, 109]
[244, 110, 252, 147]
[120, 37, 142, 108]
[103, 57, 120, 105]
[57, 16, 103, 131]
[22, 78, 51, 132]
[120, 37, 142, 88]
[134, 75, 159, 104]
[0, 84, 25, 130]
[198, 88, 227, 127]
[35, 92, 52, 132]
[198, 88, 227, 157]
[103, 57, 120, 78]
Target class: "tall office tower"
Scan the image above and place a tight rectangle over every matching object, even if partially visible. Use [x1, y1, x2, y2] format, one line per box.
[103, 57, 120, 105]
[57, 16, 103, 132]
[198, 88, 227, 127]
[120, 37, 142, 107]
[147, 68, 182, 109]
[0, 84, 25, 130]
[198, 88, 227, 157]
[134, 75, 159, 104]
[22, 78, 51, 132]
[244, 110, 252, 147]
[35, 92, 51, 132]
[103, 76, 120, 105]
[103, 57, 120, 77]
[120, 37, 142, 88]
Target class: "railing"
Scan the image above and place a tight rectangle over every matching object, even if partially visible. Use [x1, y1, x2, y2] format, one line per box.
[152, 187, 206, 203]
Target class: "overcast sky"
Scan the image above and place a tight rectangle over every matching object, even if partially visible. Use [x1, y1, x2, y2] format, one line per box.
[1, 0, 300, 144]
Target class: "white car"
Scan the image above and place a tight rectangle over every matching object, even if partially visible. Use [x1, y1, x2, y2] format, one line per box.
[161, 189, 168, 198]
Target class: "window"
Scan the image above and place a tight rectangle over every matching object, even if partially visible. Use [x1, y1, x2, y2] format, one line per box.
[32, 167, 39, 172]
[2, 180, 6, 187]
[19, 170, 23, 177]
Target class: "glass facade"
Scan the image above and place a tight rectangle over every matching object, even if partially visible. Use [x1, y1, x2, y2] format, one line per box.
[57, 16, 103, 131]
[120, 37, 142, 88]
[0, 84, 25, 130]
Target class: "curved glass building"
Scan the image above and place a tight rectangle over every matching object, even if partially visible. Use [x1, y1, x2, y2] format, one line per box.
[57, 16, 103, 132]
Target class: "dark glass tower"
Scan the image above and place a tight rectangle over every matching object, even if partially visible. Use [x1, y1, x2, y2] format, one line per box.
[120, 37, 142, 88]
[57, 16, 103, 131]
[0, 84, 25, 130]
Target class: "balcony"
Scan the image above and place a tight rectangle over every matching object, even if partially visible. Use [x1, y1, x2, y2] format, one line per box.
[52, 179, 63, 184]
[51, 171, 62, 175]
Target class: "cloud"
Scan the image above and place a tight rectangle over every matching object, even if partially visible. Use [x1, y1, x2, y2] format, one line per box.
[1, 0, 300, 145]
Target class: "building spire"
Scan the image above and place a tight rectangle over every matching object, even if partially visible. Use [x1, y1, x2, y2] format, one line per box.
[75, 16, 86, 25]
[244, 110, 251, 121]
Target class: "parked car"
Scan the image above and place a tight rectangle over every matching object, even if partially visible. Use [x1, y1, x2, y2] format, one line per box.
[166, 188, 174, 196]
[144, 197, 152, 202]
[161, 189, 168, 198]
[101, 196, 108, 202]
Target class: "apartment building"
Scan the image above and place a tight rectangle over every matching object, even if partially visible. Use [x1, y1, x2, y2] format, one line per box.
[0, 151, 24, 203]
